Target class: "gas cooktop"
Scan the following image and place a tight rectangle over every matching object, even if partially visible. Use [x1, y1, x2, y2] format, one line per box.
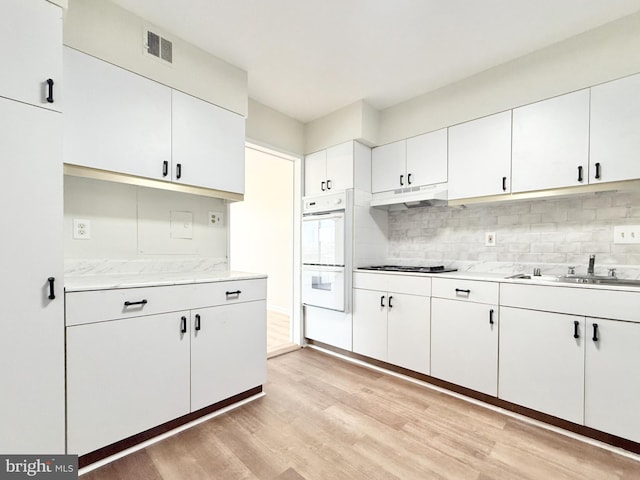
[360, 265, 457, 274]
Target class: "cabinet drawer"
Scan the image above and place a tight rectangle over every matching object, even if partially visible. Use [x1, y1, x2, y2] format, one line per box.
[66, 278, 267, 326]
[500, 283, 640, 322]
[432, 278, 499, 304]
[353, 272, 431, 296]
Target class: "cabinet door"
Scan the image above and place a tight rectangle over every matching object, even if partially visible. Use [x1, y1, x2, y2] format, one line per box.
[590, 73, 640, 183]
[0, 0, 62, 111]
[172, 90, 245, 193]
[304, 149, 327, 196]
[498, 307, 584, 424]
[448, 111, 512, 200]
[387, 293, 430, 375]
[0, 98, 64, 454]
[63, 47, 172, 179]
[66, 312, 191, 455]
[512, 90, 590, 192]
[371, 140, 406, 193]
[325, 141, 354, 192]
[191, 301, 266, 411]
[406, 129, 448, 187]
[353, 289, 388, 361]
[431, 299, 498, 396]
[585, 318, 640, 443]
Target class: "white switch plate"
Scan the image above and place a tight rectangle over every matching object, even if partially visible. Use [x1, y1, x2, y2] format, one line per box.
[613, 225, 640, 244]
[208, 211, 224, 226]
[485, 232, 496, 246]
[73, 219, 91, 240]
[170, 211, 193, 239]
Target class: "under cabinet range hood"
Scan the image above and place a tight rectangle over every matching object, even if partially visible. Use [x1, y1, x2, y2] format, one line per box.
[370, 182, 448, 210]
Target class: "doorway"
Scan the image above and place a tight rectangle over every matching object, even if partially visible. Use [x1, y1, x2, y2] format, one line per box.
[230, 146, 298, 356]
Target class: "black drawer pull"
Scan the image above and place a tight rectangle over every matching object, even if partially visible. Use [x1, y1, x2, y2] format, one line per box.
[321, 181, 326, 191]
[455, 288, 471, 295]
[577, 165, 583, 182]
[327, 179, 332, 190]
[380, 295, 385, 307]
[226, 290, 242, 297]
[573, 320, 580, 339]
[195, 313, 201, 331]
[400, 174, 404, 186]
[162, 160, 168, 177]
[592, 323, 599, 342]
[502, 176, 507, 191]
[47, 277, 56, 300]
[124, 299, 148, 306]
[407, 173, 412, 185]
[388, 296, 393, 308]
[176, 163, 182, 179]
[489, 309, 494, 325]
[46, 78, 54, 103]
[595, 162, 601, 179]
[180, 316, 187, 334]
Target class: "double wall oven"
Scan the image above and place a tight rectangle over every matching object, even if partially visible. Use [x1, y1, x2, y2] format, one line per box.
[301, 192, 350, 312]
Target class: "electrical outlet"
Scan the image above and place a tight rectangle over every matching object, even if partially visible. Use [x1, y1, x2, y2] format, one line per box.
[73, 219, 91, 240]
[613, 225, 640, 244]
[208, 211, 224, 226]
[485, 232, 496, 246]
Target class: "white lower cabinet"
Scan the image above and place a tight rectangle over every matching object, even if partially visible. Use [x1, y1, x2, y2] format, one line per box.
[585, 317, 640, 443]
[498, 307, 585, 424]
[66, 278, 267, 456]
[352, 273, 430, 374]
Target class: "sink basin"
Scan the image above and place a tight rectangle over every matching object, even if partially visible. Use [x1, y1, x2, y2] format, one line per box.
[506, 273, 640, 287]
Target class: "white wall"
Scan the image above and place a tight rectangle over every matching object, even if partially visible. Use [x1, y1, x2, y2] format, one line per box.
[229, 149, 294, 314]
[247, 99, 305, 155]
[64, 176, 227, 260]
[63, 0, 247, 116]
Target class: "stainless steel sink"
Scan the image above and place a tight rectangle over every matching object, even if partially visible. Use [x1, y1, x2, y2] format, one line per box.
[506, 273, 640, 287]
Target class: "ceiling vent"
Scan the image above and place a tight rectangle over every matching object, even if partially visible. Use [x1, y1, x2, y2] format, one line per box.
[145, 30, 173, 64]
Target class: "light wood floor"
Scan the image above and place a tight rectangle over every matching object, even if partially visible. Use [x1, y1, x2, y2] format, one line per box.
[267, 310, 297, 357]
[81, 348, 640, 479]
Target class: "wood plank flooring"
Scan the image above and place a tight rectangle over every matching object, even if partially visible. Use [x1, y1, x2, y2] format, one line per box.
[81, 348, 640, 479]
[267, 311, 297, 357]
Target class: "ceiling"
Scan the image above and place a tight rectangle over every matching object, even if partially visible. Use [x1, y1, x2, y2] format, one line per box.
[109, 0, 640, 123]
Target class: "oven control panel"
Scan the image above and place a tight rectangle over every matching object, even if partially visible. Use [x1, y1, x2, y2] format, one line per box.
[303, 192, 346, 214]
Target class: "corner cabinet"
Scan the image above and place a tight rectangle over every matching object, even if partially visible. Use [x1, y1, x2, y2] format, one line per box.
[66, 277, 267, 456]
[352, 272, 431, 374]
[0, 0, 64, 454]
[448, 111, 512, 200]
[64, 47, 245, 194]
[372, 129, 447, 194]
[304, 141, 371, 196]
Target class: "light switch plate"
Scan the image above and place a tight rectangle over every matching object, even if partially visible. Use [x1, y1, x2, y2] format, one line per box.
[208, 211, 224, 226]
[613, 225, 640, 244]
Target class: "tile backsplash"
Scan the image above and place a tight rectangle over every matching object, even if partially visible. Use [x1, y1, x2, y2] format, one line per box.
[388, 189, 640, 275]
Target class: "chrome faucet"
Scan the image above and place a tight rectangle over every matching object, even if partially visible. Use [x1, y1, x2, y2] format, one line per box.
[588, 254, 596, 276]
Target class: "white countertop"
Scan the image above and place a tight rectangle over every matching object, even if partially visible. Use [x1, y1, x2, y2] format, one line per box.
[65, 270, 267, 292]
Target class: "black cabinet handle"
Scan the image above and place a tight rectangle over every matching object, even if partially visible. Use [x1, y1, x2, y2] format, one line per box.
[176, 163, 182, 179]
[327, 179, 332, 190]
[577, 165, 583, 182]
[592, 323, 599, 342]
[226, 290, 242, 297]
[595, 162, 601, 179]
[489, 308, 494, 325]
[46, 78, 54, 103]
[124, 299, 148, 306]
[47, 277, 55, 300]
[180, 316, 187, 334]
[573, 320, 580, 339]
[162, 160, 168, 177]
[321, 181, 326, 191]
[400, 174, 404, 186]
[502, 176, 507, 191]
[195, 313, 201, 331]
[407, 173, 412, 185]
[455, 288, 471, 295]
[380, 295, 385, 307]
[388, 296, 393, 308]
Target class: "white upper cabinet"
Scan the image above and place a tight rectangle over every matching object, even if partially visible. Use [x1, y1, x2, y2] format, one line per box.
[0, 0, 62, 111]
[512, 90, 590, 193]
[371, 140, 406, 193]
[172, 90, 245, 193]
[304, 141, 369, 196]
[372, 129, 447, 194]
[590, 73, 640, 183]
[448, 111, 512, 200]
[405, 129, 448, 187]
[64, 47, 172, 180]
